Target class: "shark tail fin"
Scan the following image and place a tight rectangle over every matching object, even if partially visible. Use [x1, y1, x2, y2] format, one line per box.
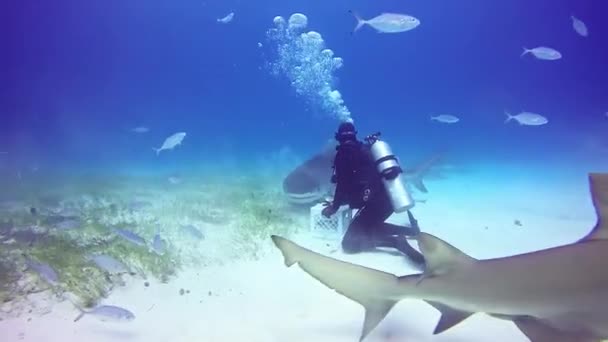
[521, 47, 531, 57]
[580, 173, 608, 241]
[271, 235, 400, 341]
[408, 154, 443, 193]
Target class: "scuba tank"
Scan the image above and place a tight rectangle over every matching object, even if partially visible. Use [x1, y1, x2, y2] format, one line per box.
[364, 132, 415, 212]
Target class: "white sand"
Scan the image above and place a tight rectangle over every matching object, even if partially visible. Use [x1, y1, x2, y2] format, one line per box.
[0, 166, 600, 342]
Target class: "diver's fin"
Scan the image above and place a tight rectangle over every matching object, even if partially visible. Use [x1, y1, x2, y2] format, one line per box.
[425, 301, 473, 334]
[414, 233, 476, 284]
[271, 235, 400, 341]
[579, 173, 608, 242]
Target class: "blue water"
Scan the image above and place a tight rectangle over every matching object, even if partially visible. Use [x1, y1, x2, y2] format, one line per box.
[2, 0, 607, 174]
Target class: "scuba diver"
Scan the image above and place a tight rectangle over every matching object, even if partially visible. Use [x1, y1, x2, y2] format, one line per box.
[321, 121, 426, 267]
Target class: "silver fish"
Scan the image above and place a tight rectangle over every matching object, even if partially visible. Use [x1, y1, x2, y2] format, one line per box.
[53, 217, 82, 230]
[180, 224, 204, 240]
[504, 110, 548, 126]
[153, 132, 186, 155]
[114, 228, 146, 246]
[217, 12, 234, 24]
[88, 254, 129, 274]
[571, 15, 588, 37]
[25, 259, 59, 285]
[151, 234, 167, 255]
[350, 11, 420, 33]
[130, 126, 149, 133]
[430, 114, 460, 124]
[74, 305, 135, 322]
[521, 46, 562, 60]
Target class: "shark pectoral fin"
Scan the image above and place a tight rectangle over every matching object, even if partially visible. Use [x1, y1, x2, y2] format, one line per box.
[425, 301, 473, 334]
[580, 173, 608, 242]
[513, 316, 599, 342]
[415, 233, 476, 284]
[412, 177, 428, 193]
[359, 300, 398, 341]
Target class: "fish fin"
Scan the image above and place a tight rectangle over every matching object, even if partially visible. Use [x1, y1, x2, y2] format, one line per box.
[414, 233, 476, 284]
[411, 177, 428, 193]
[406, 154, 442, 193]
[349, 10, 366, 34]
[271, 235, 400, 341]
[504, 110, 514, 123]
[425, 301, 473, 334]
[513, 316, 598, 342]
[521, 47, 530, 57]
[579, 173, 608, 241]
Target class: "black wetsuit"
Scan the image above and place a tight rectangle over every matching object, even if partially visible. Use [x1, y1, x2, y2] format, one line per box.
[331, 139, 425, 264]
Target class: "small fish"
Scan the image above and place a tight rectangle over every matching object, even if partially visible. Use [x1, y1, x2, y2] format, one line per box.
[217, 12, 234, 24]
[504, 110, 548, 126]
[349, 11, 420, 33]
[74, 305, 135, 322]
[168, 176, 182, 185]
[130, 126, 149, 133]
[128, 199, 152, 211]
[114, 228, 146, 246]
[88, 254, 129, 274]
[53, 217, 82, 230]
[25, 259, 59, 285]
[180, 224, 204, 240]
[430, 114, 460, 124]
[571, 15, 588, 37]
[151, 234, 167, 255]
[521, 46, 562, 60]
[0, 151, 8, 154]
[153, 132, 186, 155]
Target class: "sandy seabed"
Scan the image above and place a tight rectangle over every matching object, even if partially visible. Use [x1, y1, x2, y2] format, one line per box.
[0, 164, 599, 342]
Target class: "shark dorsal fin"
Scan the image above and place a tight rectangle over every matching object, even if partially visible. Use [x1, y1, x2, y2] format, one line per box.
[580, 173, 608, 241]
[415, 233, 476, 283]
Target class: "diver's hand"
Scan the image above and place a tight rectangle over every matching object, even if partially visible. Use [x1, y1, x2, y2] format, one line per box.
[322, 202, 338, 218]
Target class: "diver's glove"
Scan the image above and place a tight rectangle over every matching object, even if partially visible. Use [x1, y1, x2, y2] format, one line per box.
[321, 201, 339, 218]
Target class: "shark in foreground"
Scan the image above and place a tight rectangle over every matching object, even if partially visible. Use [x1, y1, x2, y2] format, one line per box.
[272, 173, 608, 342]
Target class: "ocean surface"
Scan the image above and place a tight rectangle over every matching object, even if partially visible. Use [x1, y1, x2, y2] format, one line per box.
[1, 1, 608, 341]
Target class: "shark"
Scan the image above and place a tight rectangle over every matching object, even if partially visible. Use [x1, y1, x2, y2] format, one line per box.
[282, 141, 443, 205]
[271, 172, 608, 342]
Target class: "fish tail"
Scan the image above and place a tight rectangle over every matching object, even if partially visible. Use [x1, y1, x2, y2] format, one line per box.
[349, 10, 366, 34]
[504, 110, 514, 123]
[520, 47, 530, 57]
[152, 147, 161, 156]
